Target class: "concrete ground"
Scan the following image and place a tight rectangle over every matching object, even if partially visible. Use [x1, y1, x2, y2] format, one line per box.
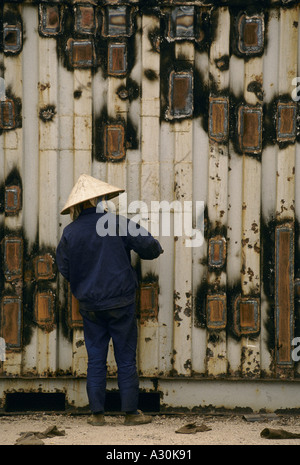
[1, 411, 300, 446]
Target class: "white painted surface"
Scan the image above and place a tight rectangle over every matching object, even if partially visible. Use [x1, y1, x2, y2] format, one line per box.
[0, 2, 299, 411]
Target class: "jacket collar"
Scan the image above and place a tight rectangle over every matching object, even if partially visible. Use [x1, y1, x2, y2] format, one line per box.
[79, 207, 97, 216]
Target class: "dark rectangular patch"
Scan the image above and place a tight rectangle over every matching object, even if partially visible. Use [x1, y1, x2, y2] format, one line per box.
[168, 6, 195, 40]
[237, 14, 264, 55]
[277, 101, 297, 143]
[209, 97, 229, 143]
[33, 254, 55, 281]
[139, 282, 158, 324]
[38, 4, 62, 37]
[74, 4, 96, 35]
[5, 185, 21, 214]
[206, 294, 227, 330]
[275, 224, 294, 366]
[0, 99, 16, 130]
[233, 296, 260, 337]
[3, 236, 23, 282]
[238, 105, 262, 154]
[208, 236, 226, 268]
[103, 5, 133, 37]
[34, 291, 55, 329]
[168, 71, 193, 119]
[0, 296, 22, 349]
[66, 38, 96, 68]
[104, 123, 126, 161]
[3, 22, 22, 54]
[108, 42, 127, 76]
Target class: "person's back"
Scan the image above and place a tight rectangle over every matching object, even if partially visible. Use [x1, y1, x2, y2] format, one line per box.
[57, 207, 139, 311]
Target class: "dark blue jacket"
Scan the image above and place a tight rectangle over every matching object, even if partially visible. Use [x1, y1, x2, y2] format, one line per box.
[56, 208, 163, 311]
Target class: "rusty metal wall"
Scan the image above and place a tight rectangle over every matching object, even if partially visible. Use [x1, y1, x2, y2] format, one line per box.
[0, 0, 300, 412]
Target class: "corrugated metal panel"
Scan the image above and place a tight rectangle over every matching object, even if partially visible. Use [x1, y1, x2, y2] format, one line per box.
[0, 0, 300, 411]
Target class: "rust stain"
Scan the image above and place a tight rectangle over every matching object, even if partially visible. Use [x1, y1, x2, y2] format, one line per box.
[206, 294, 227, 331]
[38, 82, 51, 92]
[33, 253, 55, 281]
[103, 123, 126, 161]
[208, 97, 229, 143]
[39, 105, 56, 122]
[251, 222, 259, 234]
[0, 296, 22, 349]
[3, 236, 23, 282]
[34, 291, 55, 333]
[5, 185, 21, 215]
[275, 225, 294, 369]
[233, 296, 260, 338]
[238, 105, 262, 154]
[208, 236, 226, 268]
[174, 290, 182, 323]
[139, 282, 158, 324]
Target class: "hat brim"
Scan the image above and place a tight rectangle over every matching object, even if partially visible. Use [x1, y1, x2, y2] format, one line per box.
[60, 174, 125, 215]
[60, 190, 124, 215]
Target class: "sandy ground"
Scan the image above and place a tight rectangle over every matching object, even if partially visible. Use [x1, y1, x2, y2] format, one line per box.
[1, 412, 300, 447]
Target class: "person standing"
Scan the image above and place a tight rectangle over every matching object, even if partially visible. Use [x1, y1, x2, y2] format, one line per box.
[56, 174, 163, 426]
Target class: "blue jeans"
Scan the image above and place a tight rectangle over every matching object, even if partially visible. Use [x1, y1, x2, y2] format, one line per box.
[80, 303, 139, 413]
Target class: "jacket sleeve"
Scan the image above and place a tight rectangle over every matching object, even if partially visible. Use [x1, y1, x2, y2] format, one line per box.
[56, 233, 70, 281]
[119, 216, 163, 260]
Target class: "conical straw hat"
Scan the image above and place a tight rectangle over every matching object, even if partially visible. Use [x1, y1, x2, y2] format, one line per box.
[60, 174, 124, 215]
